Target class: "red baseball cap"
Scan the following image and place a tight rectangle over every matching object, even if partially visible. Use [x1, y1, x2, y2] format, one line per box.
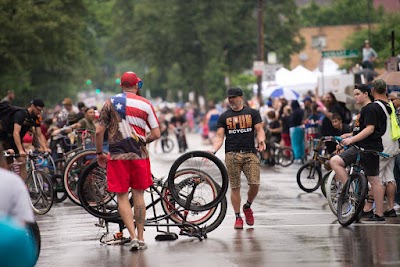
[120, 71, 143, 89]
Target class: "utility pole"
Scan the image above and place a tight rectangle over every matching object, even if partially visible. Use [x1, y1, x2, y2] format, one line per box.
[257, 0, 264, 104]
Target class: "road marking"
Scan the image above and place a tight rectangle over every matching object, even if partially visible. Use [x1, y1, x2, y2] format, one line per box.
[218, 223, 400, 229]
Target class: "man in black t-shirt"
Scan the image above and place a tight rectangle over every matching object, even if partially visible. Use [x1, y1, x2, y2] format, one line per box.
[210, 87, 266, 230]
[0, 98, 50, 180]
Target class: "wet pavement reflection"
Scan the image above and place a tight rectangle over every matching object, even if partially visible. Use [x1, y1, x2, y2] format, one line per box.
[36, 133, 400, 267]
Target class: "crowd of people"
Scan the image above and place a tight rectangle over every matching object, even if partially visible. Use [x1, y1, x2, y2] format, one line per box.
[2, 73, 400, 254]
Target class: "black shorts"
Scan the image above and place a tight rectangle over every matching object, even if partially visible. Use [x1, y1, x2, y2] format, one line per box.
[339, 146, 379, 176]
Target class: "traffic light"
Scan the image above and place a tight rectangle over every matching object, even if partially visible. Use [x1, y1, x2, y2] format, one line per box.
[86, 79, 92, 85]
[95, 88, 101, 94]
[115, 78, 121, 84]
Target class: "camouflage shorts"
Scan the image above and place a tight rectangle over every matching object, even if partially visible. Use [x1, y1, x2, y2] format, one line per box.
[225, 152, 260, 189]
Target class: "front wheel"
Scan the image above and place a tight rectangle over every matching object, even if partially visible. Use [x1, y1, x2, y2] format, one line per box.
[296, 162, 322, 193]
[26, 170, 54, 215]
[337, 173, 368, 227]
[167, 151, 229, 211]
[161, 137, 174, 153]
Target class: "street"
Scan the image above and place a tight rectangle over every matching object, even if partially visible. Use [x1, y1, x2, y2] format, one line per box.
[35, 132, 400, 267]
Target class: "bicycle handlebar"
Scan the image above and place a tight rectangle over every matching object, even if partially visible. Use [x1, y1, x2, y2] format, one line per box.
[328, 136, 390, 158]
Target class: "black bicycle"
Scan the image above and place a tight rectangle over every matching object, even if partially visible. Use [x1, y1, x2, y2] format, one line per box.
[77, 150, 229, 241]
[296, 137, 332, 193]
[335, 137, 389, 227]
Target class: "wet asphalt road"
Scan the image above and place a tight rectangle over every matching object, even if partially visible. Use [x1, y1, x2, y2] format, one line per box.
[35, 133, 400, 267]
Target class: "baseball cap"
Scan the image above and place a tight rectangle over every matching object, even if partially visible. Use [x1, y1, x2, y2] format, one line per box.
[303, 96, 312, 102]
[364, 39, 370, 44]
[30, 98, 45, 107]
[120, 71, 143, 89]
[227, 87, 243, 97]
[372, 79, 387, 91]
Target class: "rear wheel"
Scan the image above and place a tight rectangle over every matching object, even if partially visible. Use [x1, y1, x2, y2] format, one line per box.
[161, 137, 174, 153]
[296, 162, 322, 193]
[337, 173, 368, 226]
[277, 147, 294, 167]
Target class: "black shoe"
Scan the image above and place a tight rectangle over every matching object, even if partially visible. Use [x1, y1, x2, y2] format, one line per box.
[363, 214, 385, 223]
[360, 209, 374, 218]
[384, 209, 397, 217]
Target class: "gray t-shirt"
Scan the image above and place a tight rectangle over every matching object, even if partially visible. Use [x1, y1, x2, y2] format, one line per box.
[0, 168, 35, 223]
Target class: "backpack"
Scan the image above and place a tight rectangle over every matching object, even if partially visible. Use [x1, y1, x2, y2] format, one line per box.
[0, 102, 28, 134]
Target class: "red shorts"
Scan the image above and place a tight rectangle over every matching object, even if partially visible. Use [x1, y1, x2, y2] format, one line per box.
[106, 157, 153, 192]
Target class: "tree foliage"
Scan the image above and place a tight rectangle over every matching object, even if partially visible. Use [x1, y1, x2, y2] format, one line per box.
[299, 0, 384, 27]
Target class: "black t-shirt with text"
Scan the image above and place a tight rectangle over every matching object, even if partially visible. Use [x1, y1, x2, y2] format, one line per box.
[13, 110, 41, 139]
[217, 106, 262, 153]
[352, 102, 386, 151]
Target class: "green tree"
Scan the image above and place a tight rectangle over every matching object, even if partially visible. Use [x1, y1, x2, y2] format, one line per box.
[342, 13, 400, 70]
[110, 0, 304, 103]
[300, 0, 384, 27]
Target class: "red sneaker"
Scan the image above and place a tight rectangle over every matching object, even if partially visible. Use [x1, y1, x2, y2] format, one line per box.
[243, 207, 254, 226]
[234, 217, 244, 229]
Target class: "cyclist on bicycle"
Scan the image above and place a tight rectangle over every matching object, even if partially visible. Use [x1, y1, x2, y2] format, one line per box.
[0, 98, 50, 180]
[170, 108, 188, 153]
[330, 83, 387, 223]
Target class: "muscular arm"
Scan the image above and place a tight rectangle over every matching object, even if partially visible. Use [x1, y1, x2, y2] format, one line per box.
[344, 125, 374, 145]
[146, 127, 161, 144]
[33, 126, 50, 151]
[13, 123, 24, 154]
[211, 127, 225, 153]
[255, 122, 266, 151]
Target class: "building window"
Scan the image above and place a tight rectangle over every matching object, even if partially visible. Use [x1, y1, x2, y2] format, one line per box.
[312, 35, 327, 48]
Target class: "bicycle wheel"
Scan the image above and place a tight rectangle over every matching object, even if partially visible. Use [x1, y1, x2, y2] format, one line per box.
[64, 149, 97, 205]
[52, 174, 68, 203]
[325, 170, 342, 216]
[320, 170, 332, 198]
[337, 173, 368, 226]
[296, 162, 322, 193]
[161, 137, 174, 153]
[78, 160, 119, 220]
[167, 151, 229, 211]
[277, 147, 294, 167]
[161, 169, 219, 225]
[26, 170, 54, 215]
[26, 221, 41, 265]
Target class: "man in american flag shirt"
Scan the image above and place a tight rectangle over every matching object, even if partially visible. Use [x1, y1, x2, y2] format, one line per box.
[95, 71, 160, 251]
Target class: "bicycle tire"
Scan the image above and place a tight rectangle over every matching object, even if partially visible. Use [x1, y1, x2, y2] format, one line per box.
[161, 169, 218, 225]
[296, 162, 322, 193]
[325, 170, 342, 216]
[52, 174, 68, 203]
[337, 173, 368, 226]
[161, 137, 174, 153]
[26, 221, 41, 265]
[78, 160, 119, 220]
[63, 149, 97, 205]
[167, 150, 229, 211]
[320, 170, 332, 198]
[26, 170, 54, 215]
[278, 147, 294, 167]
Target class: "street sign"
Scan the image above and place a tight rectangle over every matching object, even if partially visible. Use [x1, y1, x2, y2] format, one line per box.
[263, 64, 282, 82]
[322, 49, 359, 58]
[253, 61, 265, 76]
